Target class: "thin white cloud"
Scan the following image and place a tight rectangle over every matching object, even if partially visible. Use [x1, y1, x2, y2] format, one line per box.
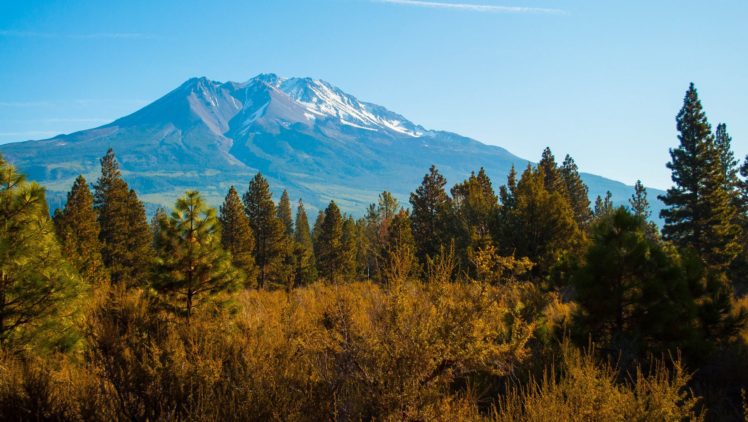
[374, 0, 565, 14]
[0, 30, 154, 40]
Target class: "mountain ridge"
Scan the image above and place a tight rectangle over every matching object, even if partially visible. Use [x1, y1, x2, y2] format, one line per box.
[0, 73, 664, 217]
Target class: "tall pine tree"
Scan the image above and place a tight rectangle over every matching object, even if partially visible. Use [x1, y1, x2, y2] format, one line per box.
[277, 189, 294, 237]
[316, 201, 345, 282]
[293, 199, 317, 286]
[560, 155, 593, 229]
[659, 83, 742, 272]
[409, 165, 452, 265]
[54, 175, 108, 285]
[219, 186, 258, 287]
[93, 148, 153, 287]
[243, 173, 286, 288]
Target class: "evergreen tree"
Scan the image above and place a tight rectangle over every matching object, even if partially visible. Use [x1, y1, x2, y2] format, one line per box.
[715, 123, 740, 192]
[593, 191, 614, 218]
[382, 209, 418, 282]
[312, 210, 325, 257]
[572, 208, 699, 356]
[409, 165, 452, 264]
[293, 200, 317, 286]
[0, 155, 82, 348]
[342, 216, 359, 279]
[54, 175, 108, 285]
[93, 148, 153, 286]
[243, 173, 286, 289]
[538, 147, 567, 195]
[659, 83, 742, 272]
[503, 164, 581, 276]
[499, 165, 518, 211]
[629, 180, 650, 220]
[560, 155, 593, 229]
[450, 168, 499, 274]
[219, 186, 258, 287]
[362, 192, 402, 281]
[155, 191, 240, 323]
[150, 207, 168, 249]
[316, 201, 345, 282]
[277, 189, 294, 237]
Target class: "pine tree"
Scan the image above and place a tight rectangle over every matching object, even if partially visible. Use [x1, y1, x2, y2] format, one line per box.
[538, 147, 567, 195]
[243, 173, 286, 288]
[659, 83, 742, 272]
[503, 164, 581, 276]
[629, 180, 650, 220]
[0, 155, 82, 348]
[342, 216, 359, 279]
[293, 200, 317, 286]
[312, 210, 325, 256]
[499, 165, 518, 211]
[382, 209, 418, 282]
[362, 192, 403, 281]
[715, 123, 740, 192]
[54, 175, 108, 285]
[593, 191, 614, 218]
[560, 155, 593, 229]
[220, 186, 258, 287]
[93, 148, 153, 286]
[316, 201, 345, 282]
[450, 168, 499, 274]
[571, 208, 699, 355]
[155, 191, 240, 323]
[150, 207, 168, 249]
[409, 165, 452, 264]
[277, 189, 294, 237]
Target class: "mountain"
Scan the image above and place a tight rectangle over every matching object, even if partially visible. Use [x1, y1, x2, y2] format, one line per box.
[0, 73, 664, 216]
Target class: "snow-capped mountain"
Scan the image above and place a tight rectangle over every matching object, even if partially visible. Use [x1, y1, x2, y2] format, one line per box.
[0, 73, 661, 214]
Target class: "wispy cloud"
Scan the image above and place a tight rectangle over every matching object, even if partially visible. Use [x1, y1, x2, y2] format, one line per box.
[0, 30, 154, 40]
[374, 0, 565, 14]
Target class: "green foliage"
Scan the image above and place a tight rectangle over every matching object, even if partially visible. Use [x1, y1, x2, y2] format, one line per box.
[381, 209, 419, 282]
[560, 155, 593, 229]
[451, 168, 499, 275]
[94, 148, 153, 286]
[593, 190, 613, 219]
[277, 189, 294, 237]
[571, 208, 699, 356]
[0, 155, 83, 351]
[243, 173, 287, 288]
[293, 199, 317, 287]
[54, 175, 109, 285]
[538, 147, 567, 195]
[362, 191, 402, 281]
[315, 201, 346, 282]
[219, 186, 258, 287]
[629, 180, 650, 220]
[410, 165, 453, 264]
[501, 164, 582, 277]
[659, 84, 742, 273]
[155, 190, 240, 321]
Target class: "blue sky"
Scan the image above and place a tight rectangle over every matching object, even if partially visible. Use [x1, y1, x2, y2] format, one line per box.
[0, 0, 745, 189]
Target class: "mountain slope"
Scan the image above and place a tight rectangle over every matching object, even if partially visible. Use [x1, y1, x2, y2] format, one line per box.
[0, 74, 663, 216]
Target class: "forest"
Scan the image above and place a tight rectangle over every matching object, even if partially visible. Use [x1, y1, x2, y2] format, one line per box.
[1, 83, 747, 421]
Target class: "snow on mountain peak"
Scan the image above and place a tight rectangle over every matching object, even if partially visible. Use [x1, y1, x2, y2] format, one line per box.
[241, 73, 423, 137]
